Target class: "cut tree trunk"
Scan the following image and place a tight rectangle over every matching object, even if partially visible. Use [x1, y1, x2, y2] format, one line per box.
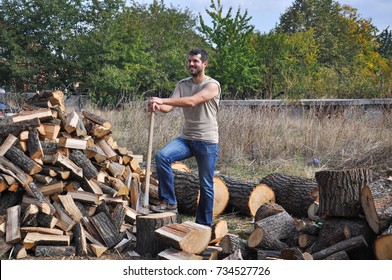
[361, 178, 392, 234]
[310, 218, 374, 254]
[220, 233, 252, 260]
[249, 210, 296, 251]
[254, 202, 285, 222]
[154, 221, 211, 254]
[135, 212, 177, 258]
[247, 226, 288, 251]
[219, 175, 275, 216]
[316, 168, 372, 218]
[254, 211, 296, 239]
[260, 173, 317, 217]
[311, 235, 368, 260]
[155, 170, 229, 217]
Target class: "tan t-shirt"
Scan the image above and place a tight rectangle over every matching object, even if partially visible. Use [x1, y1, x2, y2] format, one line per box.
[175, 76, 221, 143]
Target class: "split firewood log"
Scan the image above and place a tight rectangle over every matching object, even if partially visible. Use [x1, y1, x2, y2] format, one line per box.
[361, 178, 392, 234]
[26, 90, 66, 112]
[154, 221, 211, 254]
[219, 175, 275, 216]
[35, 245, 76, 257]
[210, 219, 228, 243]
[23, 232, 70, 250]
[0, 190, 24, 215]
[0, 118, 41, 139]
[157, 247, 203, 260]
[11, 243, 27, 259]
[260, 173, 317, 217]
[316, 168, 372, 218]
[6, 205, 22, 244]
[4, 146, 42, 175]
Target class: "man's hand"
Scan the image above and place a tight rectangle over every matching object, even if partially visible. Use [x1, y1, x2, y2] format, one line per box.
[148, 97, 162, 112]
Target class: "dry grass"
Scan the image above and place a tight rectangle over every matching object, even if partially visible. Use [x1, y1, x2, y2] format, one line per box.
[98, 101, 392, 182]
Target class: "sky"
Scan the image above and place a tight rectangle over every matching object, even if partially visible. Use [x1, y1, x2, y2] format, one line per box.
[135, 0, 392, 33]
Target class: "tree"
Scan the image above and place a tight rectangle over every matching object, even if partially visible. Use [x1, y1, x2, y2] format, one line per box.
[277, 0, 389, 98]
[378, 27, 392, 58]
[198, 0, 258, 98]
[0, 0, 88, 92]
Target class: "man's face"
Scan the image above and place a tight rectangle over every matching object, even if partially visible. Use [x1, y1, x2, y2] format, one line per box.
[187, 54, 207, 76]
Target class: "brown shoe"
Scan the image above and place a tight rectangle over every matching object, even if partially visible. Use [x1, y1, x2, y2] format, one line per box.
[150, 201, 178, 213]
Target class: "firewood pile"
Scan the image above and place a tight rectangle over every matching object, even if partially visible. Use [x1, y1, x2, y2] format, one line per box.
[0, 90, 391, 260]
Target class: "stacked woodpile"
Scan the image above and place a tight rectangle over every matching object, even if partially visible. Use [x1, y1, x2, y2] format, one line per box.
[0, 90, 391, 260]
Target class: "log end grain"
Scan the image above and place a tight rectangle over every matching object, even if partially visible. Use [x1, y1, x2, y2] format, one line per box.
[212, 176, 229, 217]
[361, 186, 380, 234]
[249, 184, 275, 216]
[374, 234, 392, 260]
[247, 227, 264, 248]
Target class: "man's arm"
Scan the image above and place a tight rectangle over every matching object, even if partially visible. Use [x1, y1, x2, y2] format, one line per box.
[149, 82, 219, 113]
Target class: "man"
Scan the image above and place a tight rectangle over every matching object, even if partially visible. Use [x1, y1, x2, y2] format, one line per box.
[148, 48, 221, 226]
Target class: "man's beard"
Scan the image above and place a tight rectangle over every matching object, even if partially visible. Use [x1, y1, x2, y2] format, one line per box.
[189, 67, 202, 76]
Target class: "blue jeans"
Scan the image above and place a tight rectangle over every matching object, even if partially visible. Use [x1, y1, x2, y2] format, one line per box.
[155, 137, 219, 226]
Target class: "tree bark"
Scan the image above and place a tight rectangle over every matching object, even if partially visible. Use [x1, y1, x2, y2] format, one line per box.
[135, 212, 177, 258]
[0, 118, 41, 139]
[310, 218, 374, 254]
[220, 175, 275, 216]
[260, 173, 317, 217]
[312, 235, 368, 260]
[156, 170, 229, 218]
[69, 150, 98, 180]
[361, 178, 392, 234]
[4, 146, 42, 175]
[316, 168, 372, 218]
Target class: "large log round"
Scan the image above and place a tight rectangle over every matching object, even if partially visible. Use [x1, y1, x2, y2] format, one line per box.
[136, 212, 177, 258]
[260, 173, 317, 217]
[151, 170, 229, 217]
[220, 175, 275, 216]
[361, 178, 392, 234]
[316, 168, 372, 218]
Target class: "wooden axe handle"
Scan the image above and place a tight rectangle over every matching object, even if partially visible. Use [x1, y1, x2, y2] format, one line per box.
[143, 112, 154, 207]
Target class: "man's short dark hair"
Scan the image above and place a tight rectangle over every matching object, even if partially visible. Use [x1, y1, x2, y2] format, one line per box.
[189, 48, 209, 62]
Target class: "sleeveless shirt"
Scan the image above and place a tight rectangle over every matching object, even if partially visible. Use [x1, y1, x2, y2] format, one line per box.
[175, 76, 221, 143]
